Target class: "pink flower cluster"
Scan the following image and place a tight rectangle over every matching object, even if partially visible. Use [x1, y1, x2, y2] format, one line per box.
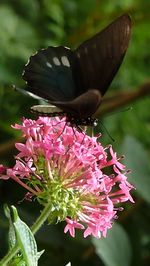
[0, 117, 134, 238]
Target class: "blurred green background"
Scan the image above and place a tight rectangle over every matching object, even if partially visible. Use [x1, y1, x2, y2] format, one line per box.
[0, 1, 150, 265]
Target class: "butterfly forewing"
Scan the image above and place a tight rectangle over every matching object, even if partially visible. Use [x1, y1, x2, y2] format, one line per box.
[74, 14, 131, 96]
[23, 46, 76, 101]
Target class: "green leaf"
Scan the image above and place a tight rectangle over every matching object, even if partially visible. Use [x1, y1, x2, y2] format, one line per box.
[92, 223, 132, 266]
[4, 204, 17, 249]
[12, 206, 44, 266]
[121, 136, 150, 203]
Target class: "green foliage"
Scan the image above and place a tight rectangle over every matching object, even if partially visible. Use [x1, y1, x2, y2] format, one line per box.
[122, 136, 150, 203]
[2, 205, 44, 266]
[92, 223, 132, 266]
[0, 1, 150, 265]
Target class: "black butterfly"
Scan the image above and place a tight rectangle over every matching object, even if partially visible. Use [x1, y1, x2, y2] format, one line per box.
[22, 14, 131, 127]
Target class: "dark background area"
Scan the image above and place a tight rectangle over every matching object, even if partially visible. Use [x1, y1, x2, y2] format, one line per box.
[0, 1, 150, 265]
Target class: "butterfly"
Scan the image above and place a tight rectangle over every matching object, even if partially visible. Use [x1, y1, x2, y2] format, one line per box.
[22, 14, 131, 127]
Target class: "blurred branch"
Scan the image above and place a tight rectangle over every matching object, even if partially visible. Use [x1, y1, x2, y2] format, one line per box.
[0, 137, 22, 160]
[1, 81, 150, 158]
[96, 80, 150, 117]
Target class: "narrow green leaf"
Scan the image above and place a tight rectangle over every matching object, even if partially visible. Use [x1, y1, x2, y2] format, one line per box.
[12, 206, 44, 266]
[4, 205, 16, 249]
[92, 223, 132, 266]
[121, 136, 150, 203]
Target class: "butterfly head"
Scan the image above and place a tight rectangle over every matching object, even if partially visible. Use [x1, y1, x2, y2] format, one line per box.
[66, 115, 98, 127]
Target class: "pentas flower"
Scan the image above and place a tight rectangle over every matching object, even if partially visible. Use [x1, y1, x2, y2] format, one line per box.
[0, 117, 134, 238]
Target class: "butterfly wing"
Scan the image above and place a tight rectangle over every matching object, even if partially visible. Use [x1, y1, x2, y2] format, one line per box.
[73, 14, 131, 96]
[22, 14, 131, 120]
[22, 46, 76, 101]
[49, 14, 131, 117]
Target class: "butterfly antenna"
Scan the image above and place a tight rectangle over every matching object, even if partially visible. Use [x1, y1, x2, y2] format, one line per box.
[100, 107, 133, 141]
[105, 106, 133, 118]
[99, 121, 115, 142]
[120, 106, 133, 112]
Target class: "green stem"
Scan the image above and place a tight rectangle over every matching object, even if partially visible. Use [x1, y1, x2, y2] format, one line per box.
[31, 202, 52, 234]
[0, 202, 52, 266]
[0, 245, 19, 266]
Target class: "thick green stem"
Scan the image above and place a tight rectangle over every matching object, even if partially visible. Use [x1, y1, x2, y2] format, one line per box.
[0, 202, 52, 265]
